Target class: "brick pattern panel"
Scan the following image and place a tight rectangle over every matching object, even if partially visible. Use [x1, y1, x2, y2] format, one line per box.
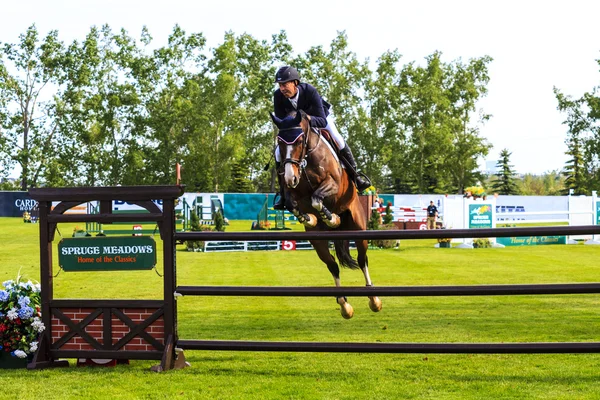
[51, 307, 165, 352]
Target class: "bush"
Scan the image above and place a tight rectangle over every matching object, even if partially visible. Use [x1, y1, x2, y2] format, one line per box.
[473, 238, 492, 248]
[214, 211, 225, 232]
[367, 208, 380, 231]
[382, 202, 394, 225]
[186, 210, 207, 252]
[372, 224, 398, 249]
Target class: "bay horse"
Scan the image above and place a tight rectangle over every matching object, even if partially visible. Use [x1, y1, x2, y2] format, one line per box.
[270, 110, 382, 319]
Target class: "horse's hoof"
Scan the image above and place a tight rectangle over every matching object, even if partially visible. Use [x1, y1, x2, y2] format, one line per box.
[325, 213, 341, 228]
[303, 214, 317, 228]
[369, 296, 382, 312]
[338, 300, 354, 319]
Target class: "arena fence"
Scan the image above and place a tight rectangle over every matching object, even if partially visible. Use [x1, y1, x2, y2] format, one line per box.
[28, 186, 600, 372]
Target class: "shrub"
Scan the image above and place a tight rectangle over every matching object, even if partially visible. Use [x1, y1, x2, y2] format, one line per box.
[473, 238, 492, 248]
[214, 211, 225, 232]
[382, 202, 394, 225]
[367, 208, 380, 231]
[372, 224, 398, 249]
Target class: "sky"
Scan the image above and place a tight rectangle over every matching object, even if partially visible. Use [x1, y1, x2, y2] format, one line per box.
[2, 0, 599, 176]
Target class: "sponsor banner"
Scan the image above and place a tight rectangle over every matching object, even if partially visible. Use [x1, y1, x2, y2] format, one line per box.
[0, 191, 38, 217]
[496, 236, 567, 246]
[58, 236, 156, 271]
[468, 204, 493, 229]
[596, 201, 600, 225]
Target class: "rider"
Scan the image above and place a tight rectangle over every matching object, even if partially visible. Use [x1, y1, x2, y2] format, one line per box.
[272, 65, 370, 210]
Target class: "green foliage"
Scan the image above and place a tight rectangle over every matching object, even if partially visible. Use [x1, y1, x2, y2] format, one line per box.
[382, 202, 394, 225]
[186, 210, 204, 251]
[490, 149, 519, 195]
[516, 171, 566, 195]
[213, 210, 225, 232]
[1, 27, 493, 194]
[371, 223, 398, 249]
[473, 238, 492, 248]
[367, 208, 380, 231]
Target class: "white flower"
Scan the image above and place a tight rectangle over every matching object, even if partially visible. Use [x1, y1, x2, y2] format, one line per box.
[13, 350, 27, 358]
[32, 317, 45, 332]
[2, 280, 14, 289]
[7, 307, 18, 320]
[32, 283, 41, 293]
[30, 341, 38, 352]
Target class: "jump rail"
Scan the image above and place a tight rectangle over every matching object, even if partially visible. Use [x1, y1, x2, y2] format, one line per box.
[174, 225, 600, 241]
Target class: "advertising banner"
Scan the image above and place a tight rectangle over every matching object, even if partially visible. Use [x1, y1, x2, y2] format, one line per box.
[496, 236, 567, 246]
[58, 236, 156, 271]
[0, 191, 37, 217]
[468, 204, 493, 229]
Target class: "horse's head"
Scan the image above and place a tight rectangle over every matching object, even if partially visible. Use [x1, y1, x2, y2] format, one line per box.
[270, 111, 310, 189]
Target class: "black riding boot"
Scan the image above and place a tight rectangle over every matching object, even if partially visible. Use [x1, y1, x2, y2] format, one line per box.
[339, 146, 371, 192]
[273, 162, 286, 210]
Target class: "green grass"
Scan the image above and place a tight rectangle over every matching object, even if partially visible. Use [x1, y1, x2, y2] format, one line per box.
[2, 218, 600, 399]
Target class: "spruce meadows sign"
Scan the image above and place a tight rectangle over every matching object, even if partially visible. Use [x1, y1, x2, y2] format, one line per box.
[58, 236, 156, 271]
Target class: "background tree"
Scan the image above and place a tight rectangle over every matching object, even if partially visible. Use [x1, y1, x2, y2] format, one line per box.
[0, 25, 67, 190]
[0, 26, 495, 195]
[490, 149, 519, 195]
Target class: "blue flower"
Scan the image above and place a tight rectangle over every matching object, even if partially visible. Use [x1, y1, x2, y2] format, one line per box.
[18, 295, 30, 307]
[0, 290, 8, 302]
[18, 306, 34, 319]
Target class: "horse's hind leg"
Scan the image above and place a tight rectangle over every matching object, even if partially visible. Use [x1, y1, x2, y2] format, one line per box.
[310, 239, 354, 319]
[356, 239, 382, 312]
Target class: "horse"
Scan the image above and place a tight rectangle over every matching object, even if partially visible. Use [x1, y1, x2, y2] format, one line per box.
[270, 110, 382, 319]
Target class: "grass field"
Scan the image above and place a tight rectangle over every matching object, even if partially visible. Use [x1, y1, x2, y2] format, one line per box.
[2, 217, 600, 399]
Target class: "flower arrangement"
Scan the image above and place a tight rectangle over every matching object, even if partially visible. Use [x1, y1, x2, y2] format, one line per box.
[0, 274, 45, 359]
[464, 186, 487, 199]
[437, 238, 452, 243]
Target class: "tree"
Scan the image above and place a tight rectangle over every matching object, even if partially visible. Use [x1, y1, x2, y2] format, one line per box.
[490, 149, 519, 195]
[0, 25, 67, 190]
[555, 89, 592, 195]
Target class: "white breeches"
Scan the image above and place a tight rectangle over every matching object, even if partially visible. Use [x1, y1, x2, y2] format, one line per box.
[275, 112, 346, 163]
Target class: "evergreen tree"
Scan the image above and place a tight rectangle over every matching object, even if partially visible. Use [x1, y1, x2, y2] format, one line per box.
[382, 202, 394, 225]
[367, 208, 380, 231]
[230, 161, 254, 193]
[563, 134, 588, 195]
[490, 149, 519, 195]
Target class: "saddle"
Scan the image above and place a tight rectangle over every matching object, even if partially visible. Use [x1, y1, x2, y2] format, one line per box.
[313, 128, 342, 164]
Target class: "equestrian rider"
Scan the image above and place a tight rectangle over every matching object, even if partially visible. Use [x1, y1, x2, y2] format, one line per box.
[272, 66, 370, 210]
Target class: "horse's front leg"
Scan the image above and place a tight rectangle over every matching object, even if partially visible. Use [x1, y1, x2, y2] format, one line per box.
[311, 179, 340, 228]
[287, 195, 318, 228]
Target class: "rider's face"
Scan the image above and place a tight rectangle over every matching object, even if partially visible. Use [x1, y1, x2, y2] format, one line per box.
[278, 81, 297, 98]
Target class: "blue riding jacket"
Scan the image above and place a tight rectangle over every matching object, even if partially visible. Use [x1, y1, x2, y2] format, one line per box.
[273, 83, 331, 128]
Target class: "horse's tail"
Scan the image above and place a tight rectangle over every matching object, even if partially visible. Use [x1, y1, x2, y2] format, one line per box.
[334, 240, 359, 270]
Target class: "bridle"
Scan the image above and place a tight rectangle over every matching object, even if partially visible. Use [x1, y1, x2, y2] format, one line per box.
[277, 113, 322, 189]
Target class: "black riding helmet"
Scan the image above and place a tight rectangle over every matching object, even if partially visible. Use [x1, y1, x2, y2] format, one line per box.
[275, 66, 300, 84]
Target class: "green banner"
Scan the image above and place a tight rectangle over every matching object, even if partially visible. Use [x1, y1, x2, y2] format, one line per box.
[496, 236, 567, 246]
[468, 204, 493, 229]
[58, 236, 157, 271]
[596, 201, 600, 225]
